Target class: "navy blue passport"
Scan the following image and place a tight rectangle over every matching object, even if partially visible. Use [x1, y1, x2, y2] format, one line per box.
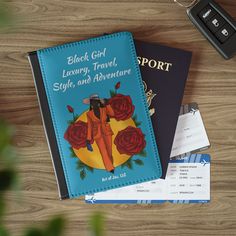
[135, 40, 192, 178]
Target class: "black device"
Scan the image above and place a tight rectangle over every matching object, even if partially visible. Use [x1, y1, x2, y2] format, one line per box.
[186, 0, 236, 59]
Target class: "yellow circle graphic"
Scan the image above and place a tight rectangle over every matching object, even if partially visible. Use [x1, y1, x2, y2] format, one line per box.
[73, 111, 136, 169]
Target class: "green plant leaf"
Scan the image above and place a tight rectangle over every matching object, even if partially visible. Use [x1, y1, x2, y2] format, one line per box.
[0, 119, 13, 154]
[74, 114, 80, 121]
[69, 147, 76, 158]
[109, 90, 116, 97]
[134, 121, 142, 127]
[80, 169, 86, 180]
[24, 228, 44, 236]
[44, 216, 65, 236]
[84, 165, 94, 173]
[0, 196, 4, 218]
[132, 114, 137, 122]
[67, 120, 74, 125]
[133, 159, 144, 166]
[1, 145, 18, 168]
[77, 160, 93, 173]
[89, 212, 105, 236]
[126, 161, 132, 169]
[77, 160, 85, 170]
[121, 159, 132, 169]
[0, 169, 16, 191]
[0, 226, 10, 236]
[139, 149, 147, 157]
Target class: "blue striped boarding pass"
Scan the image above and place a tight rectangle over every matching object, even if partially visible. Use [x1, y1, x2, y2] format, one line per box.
[85, 154, 210, 204]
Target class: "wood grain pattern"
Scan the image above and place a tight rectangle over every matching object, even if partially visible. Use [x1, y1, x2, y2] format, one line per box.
[0, 0, 236, 235]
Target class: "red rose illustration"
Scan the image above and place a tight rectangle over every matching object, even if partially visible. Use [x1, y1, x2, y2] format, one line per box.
[67, 105, 74, 113]
[114, 126, 146, 156]
[64, 120, 93, 149]
[115, 82, 121, 90]
[109, 94, 134, 121]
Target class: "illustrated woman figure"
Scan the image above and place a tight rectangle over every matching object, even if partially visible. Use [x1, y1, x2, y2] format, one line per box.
[83, 94, 115, 173]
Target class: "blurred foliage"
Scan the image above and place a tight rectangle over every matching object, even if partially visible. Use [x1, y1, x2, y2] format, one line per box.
[89, 212, 105, 236]
[24, 217, 65, 236]
[0, 119, 16, 221]
[0, 119, 105, 236]
[0, 119, 67, 236]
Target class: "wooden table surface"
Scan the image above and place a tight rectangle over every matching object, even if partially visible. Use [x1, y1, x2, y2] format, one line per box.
[0, 0, 236, 235]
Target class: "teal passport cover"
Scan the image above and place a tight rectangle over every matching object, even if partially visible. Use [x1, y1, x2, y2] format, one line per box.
[28, 32, 162, 199]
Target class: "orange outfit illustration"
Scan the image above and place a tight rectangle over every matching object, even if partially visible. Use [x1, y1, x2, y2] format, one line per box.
[84, 94, 115, 172]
